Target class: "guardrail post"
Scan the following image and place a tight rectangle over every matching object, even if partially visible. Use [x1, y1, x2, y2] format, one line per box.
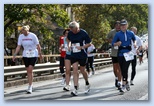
[21, 74, 27, 78]
[4, 76, 7, 81]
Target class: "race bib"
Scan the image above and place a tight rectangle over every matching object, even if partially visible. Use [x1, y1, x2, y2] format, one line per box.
[139, 53, 142, 55]
[72, 43, 81, 53]
[123, 51, 134, 61]
[64, 44, 68, 52]
[114, 46, 119, 50]
[26, 50, 35, 57]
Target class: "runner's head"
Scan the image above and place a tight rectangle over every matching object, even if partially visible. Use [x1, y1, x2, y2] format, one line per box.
[63, 28, 70, 37]
[120, 19, 128, 32]
[69, 21, 80, 34]
[114, 21, 120, 31]
[130, 26, 137, 35]
[21, 25, 30, 36]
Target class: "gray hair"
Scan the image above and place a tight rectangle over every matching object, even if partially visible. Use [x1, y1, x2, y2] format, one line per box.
[22, 25, 30, 31]
[69, 21, 80, 28]
[131, 26, 137, 31]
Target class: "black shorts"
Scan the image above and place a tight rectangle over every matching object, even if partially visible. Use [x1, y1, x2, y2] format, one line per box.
[23, 57, 38, 67]
[111, 56, 119, 63]
[65, 54, 71, 60]
[71, 57, 87, 66]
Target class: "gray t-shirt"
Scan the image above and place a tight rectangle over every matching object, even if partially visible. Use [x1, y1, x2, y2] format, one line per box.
[107, 29, 118, 57]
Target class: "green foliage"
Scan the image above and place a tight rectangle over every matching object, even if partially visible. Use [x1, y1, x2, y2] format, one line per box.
[4, 4, 70, 54]
[70, 4, 148, 48]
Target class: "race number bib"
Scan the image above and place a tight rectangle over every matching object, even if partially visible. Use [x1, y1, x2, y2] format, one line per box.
[139, 53, 142, 55]
[114, 46, 118, 50]
[72, 43, 81, 53]
[64, 44, 68, 52]
[123, 51, 134, 61]
[26, 50, 35, 57]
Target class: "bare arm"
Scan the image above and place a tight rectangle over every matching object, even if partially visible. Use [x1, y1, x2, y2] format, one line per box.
[12, 45, 21, 62]
[37, 44, 42, 55]
[37, 44, 43, 60]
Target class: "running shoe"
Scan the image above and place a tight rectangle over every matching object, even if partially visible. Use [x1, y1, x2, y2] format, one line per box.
[130, 80, 134, 85]
[92, 71, 95, 75]
[71, 89, 78, 96]
[119, 85, 126, 95]
[26, 85, 33, 94]
[117, 83, 121, 90]
[88, 72, 92, 78]
[126, 81, 130, 91]
[85, 84, 90, 94]
[61, 78, 66, 85]
[63, 85, 70, 91]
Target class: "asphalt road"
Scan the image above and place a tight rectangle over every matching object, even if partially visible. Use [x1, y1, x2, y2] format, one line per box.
[4, 57, 148, 101]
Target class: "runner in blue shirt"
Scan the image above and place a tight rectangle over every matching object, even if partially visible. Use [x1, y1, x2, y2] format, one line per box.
[112, 19, 136, 94]
[62, 28, 72, 91]
[67, 21, 91, 96]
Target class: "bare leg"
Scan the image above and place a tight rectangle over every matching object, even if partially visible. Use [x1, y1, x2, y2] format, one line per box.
[65, 59, 71, 85]
[80, 66, 89, 83]
[26, 65, 34, 86]
[72, 62, 79, 87]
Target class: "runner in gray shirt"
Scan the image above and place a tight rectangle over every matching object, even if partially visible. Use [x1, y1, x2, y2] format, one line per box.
[107, 21, 122, 89]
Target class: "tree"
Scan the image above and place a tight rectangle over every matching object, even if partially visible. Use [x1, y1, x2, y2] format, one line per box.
[4, 4, 70, 55]
[69, 4, 148, 49]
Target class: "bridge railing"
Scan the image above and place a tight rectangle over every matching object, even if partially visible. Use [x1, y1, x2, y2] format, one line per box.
[4, 53, 112, 87]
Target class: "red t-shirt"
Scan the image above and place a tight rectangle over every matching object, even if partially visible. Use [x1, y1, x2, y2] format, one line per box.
[59, 36, 66, 57]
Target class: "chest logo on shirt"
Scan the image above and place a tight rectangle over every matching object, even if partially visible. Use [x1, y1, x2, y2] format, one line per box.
[22, 38, 32, 41]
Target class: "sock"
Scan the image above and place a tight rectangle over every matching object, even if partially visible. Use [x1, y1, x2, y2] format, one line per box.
[74, 86, 78, 90]
[62, 73, 65, 78]
[118, 81, 121, 85]
[86, 81, 89, 85]
[115, 77, 118, 80]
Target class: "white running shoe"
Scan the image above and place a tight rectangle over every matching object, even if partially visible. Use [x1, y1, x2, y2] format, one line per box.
[92, 71, 95, 75]
[130, 80, 134, 85]
[26, 85, 33, 94]
[119, 85, 126, 95]
[69, 81, 72, 86]
[61, 78, 66, 85]
[85, 84, 90, 94]
[71, 89, 78, 96]
[63, 85, 70, 91]
[88, 73, 92, 78]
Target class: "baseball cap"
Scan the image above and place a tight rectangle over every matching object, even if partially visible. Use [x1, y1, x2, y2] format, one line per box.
[120, 19, 128, 25]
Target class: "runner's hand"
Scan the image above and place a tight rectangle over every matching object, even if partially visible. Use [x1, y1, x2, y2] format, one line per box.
[12, 56, 16, 62]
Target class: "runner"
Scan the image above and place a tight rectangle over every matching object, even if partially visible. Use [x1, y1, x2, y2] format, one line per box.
[12, 25, 43, 94]
[107, 21, 122, 89]
[130, 27, 142, 85]
[59, 30, 67, 85]
[86, 43, 96, 77]
[112, 19, 136, 94]
[62, 28, 72, 91]
[67, 21, 91, 96]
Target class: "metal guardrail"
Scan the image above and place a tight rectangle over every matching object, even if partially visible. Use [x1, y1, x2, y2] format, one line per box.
[4, 53, 110, 66]
[4, 58, 112, 82]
